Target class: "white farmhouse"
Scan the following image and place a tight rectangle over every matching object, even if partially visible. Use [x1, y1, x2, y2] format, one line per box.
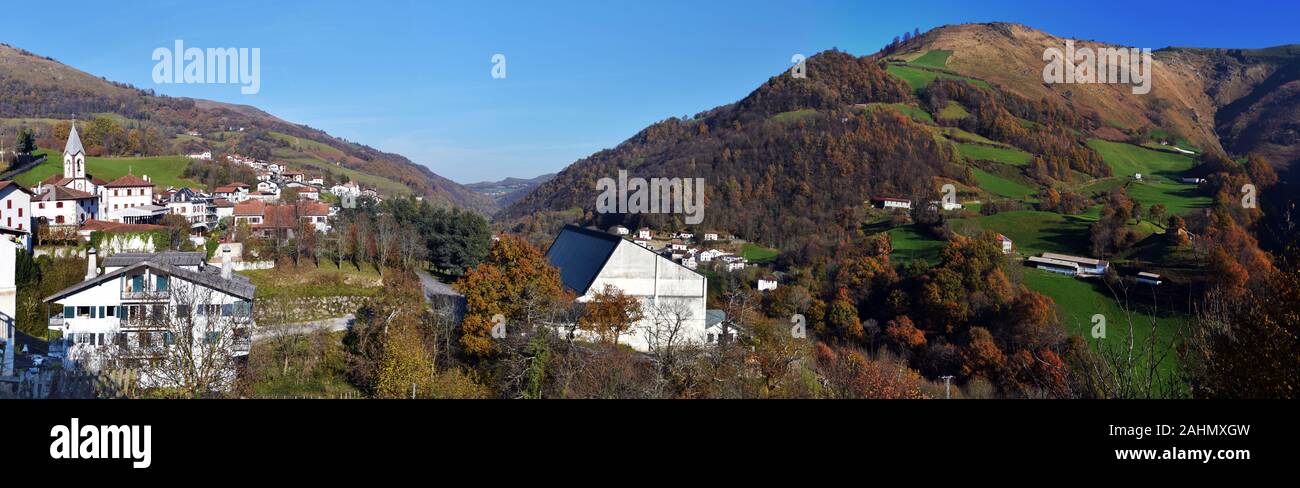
[32, 185, 98, 228]
[546, 225, 708, 352]
[44, 250, 255, 386]
[0, 181, 33, 249]
[996, 233, 1013, 254]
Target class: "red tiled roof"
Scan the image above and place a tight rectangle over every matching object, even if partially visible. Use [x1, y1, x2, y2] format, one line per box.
[37, 185, 96, 201]
[211, 198, 235, 208]
[296, 201, 329, 216]
[105, 174, 153, 188]
[233, 200, 267, 216]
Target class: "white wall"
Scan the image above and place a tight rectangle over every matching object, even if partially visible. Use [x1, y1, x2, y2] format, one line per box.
[578, 239, 708, 351]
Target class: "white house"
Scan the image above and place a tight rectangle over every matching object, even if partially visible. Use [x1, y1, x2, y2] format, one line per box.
[187, 151, 213, 160]
[637, 228, 652, 240]
[330, 181, 361, 198]
[610, 225, 629, 236]
[163, 188, 209, 230]
[996, 233, 1013, 254]
[546, 225, 708, 352]
[681, 256, 698, 270]
[44, 250, 255, 387]
[0, 181, 34, 242]
[32, 185, 98, 228]
[757, 279, 778, 292]
[101, 174, 157, 222]
[872, 197, 912, 210]
[703, 233, 720, 241]
[698, 249, 728, 262]
[257, 181, 280, 195]
[212, 183, 251, 203]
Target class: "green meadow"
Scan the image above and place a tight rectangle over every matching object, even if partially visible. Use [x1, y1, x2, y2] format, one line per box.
[973, 167, 1035, 199]
[14, 148, 201, 190]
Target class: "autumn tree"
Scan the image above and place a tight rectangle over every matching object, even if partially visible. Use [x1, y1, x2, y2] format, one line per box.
[580, 284, 644, 345]
[455, 235, 568, 358]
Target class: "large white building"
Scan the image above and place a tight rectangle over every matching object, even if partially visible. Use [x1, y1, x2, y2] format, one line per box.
[102, 174, 164, 224]
[44, 251, 256, 385]
[546, 225, 708, 351]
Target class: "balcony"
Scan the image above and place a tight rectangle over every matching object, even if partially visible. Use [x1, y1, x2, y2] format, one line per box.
[48, 315, 64, 330]
[120, 290, 170, 302]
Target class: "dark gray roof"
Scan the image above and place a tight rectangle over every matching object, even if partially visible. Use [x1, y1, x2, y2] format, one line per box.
[706, 309, 726, 328]
[45, 259, 255, 302]
[103, 251, 206, 268]
[545, 225, 622, 295]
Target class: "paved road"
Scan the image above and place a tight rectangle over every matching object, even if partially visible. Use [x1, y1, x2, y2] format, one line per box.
[414, 269, 461, 303]
[252, 314, 355, 341]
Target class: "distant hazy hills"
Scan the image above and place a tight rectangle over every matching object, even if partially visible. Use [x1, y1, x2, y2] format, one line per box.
[465, 173, 556, 206]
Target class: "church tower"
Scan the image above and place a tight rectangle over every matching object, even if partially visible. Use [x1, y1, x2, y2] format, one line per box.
[63, 122, 86, 180]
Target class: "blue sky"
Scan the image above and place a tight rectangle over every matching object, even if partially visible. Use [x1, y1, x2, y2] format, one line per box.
[3, 0, 1297, 183]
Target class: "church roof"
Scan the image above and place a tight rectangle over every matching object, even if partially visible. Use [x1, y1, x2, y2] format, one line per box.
[64, 123, 84, 156]
[105, 174, 153, 188]
[37, 184, 96, 201]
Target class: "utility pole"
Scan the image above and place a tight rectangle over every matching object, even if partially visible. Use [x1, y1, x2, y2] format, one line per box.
[941, 375, 954, 399]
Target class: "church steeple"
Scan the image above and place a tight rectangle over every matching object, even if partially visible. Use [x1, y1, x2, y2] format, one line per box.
[63, 120, 85, 179]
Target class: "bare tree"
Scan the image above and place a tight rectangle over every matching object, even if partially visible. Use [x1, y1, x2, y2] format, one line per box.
[642, 299, 701, 385]
[95, 281, 253, 397]
[375, 214, 400, 272]
[398, 226, 426, 270]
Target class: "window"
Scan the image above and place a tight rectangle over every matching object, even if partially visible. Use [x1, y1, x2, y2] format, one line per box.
[106, 306, 117, 317]
[17, 208, 21, 217]
[163, 332, 174, 346]
[63, 306, 74, 318]
[131, 275, 144, 292]
[176, 304, 190, 318]
[38, 202, 44, 209]
[221, 304, 234, 317]
[156, 275, 169, 292]
[205, 331, 220, 344]
[76, 306, 91, 317]
[57, 202, 64, 208]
